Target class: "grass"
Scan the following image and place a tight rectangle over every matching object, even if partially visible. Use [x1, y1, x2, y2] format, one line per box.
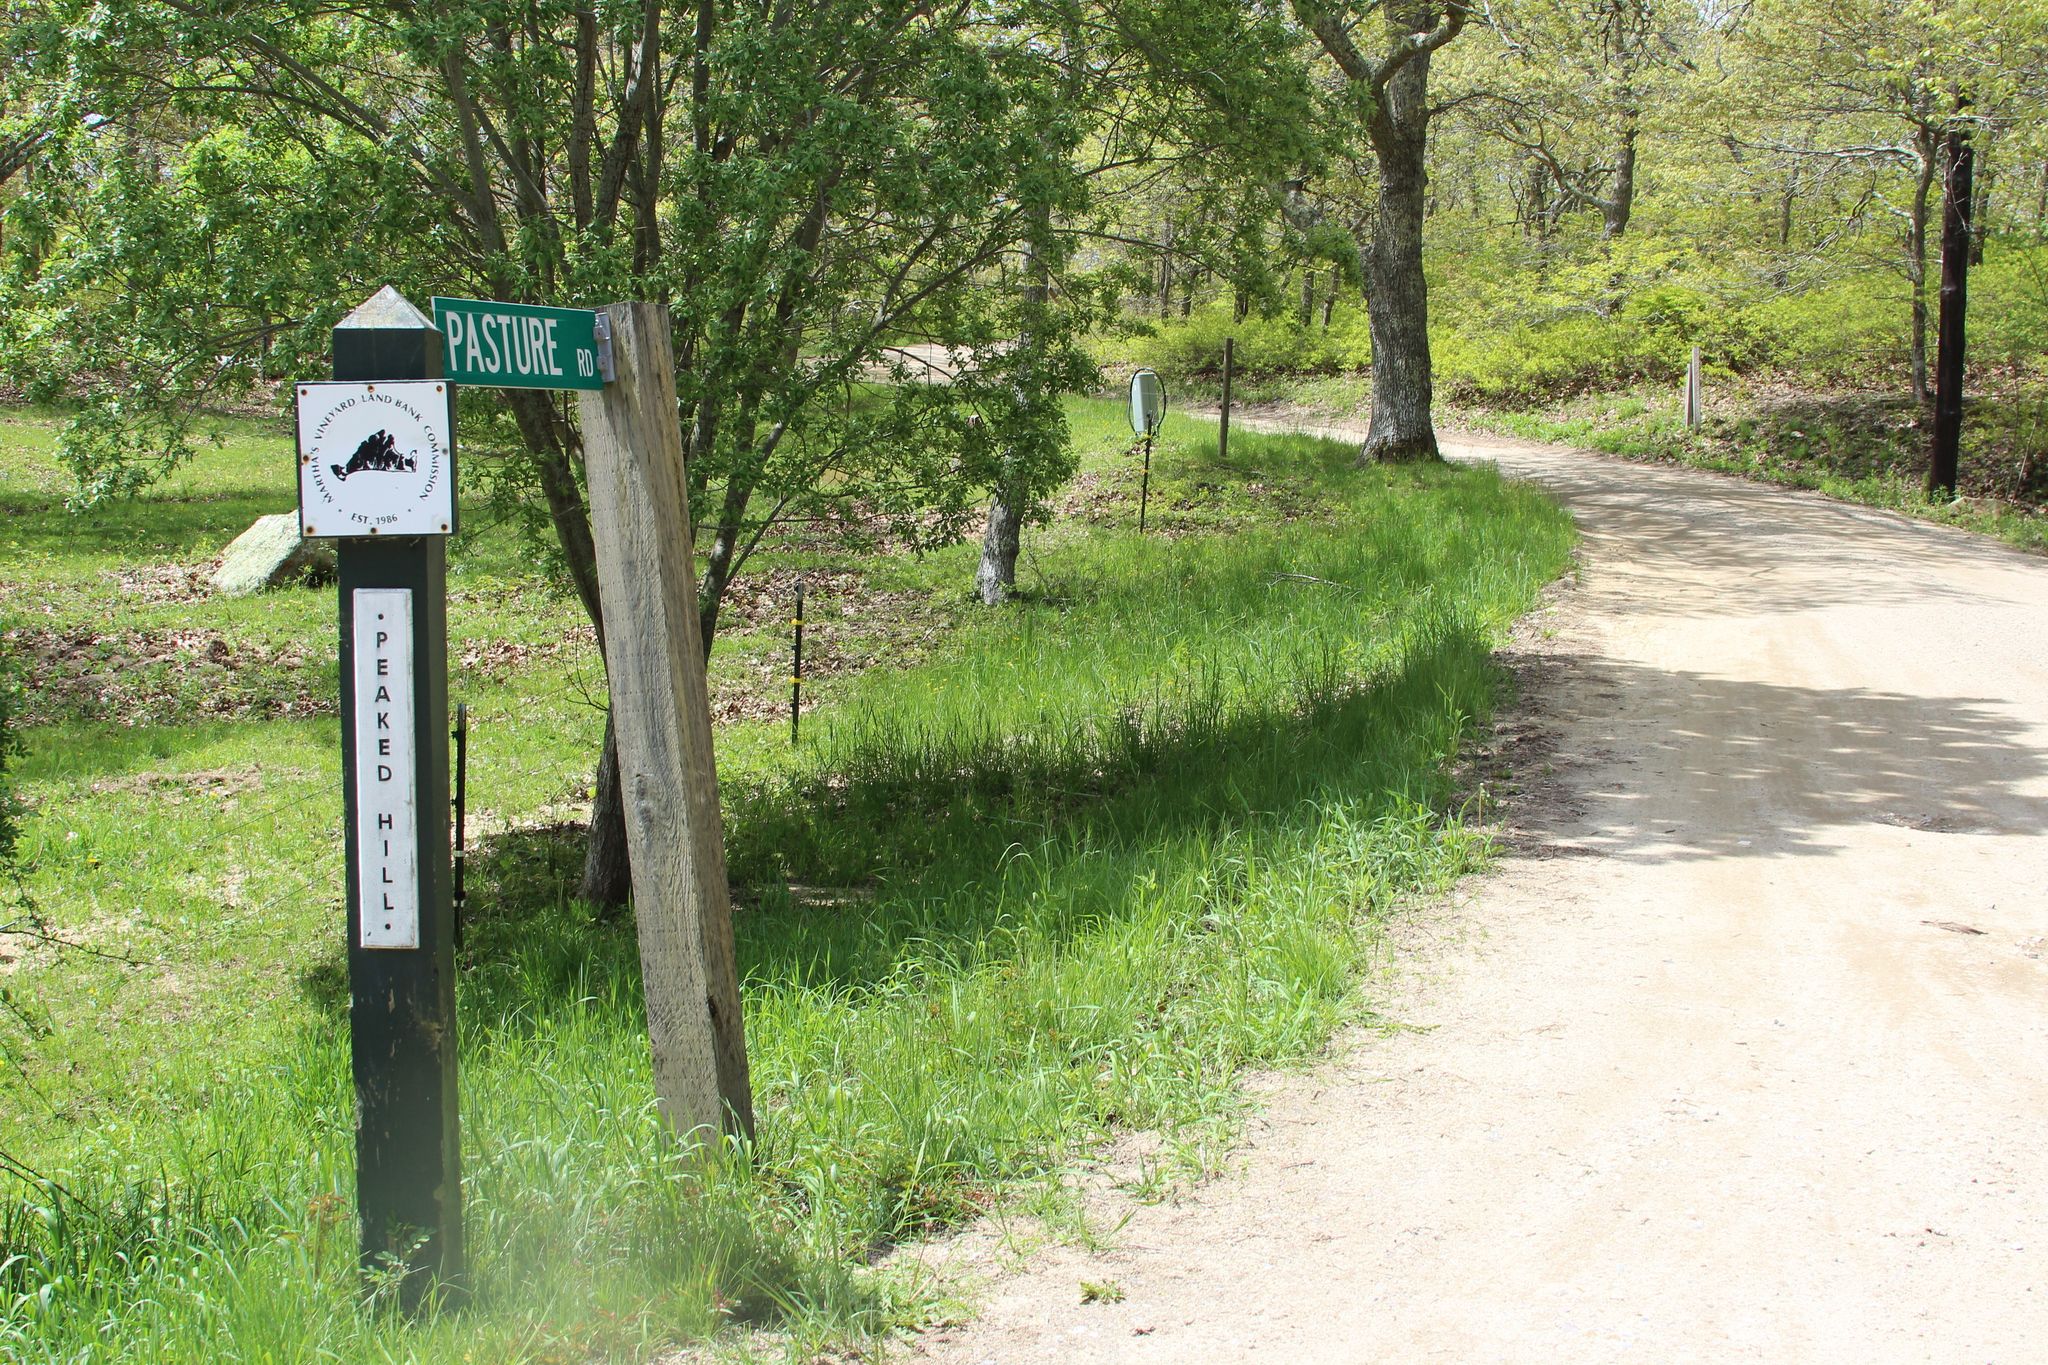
[0, 393, 1573, 1362]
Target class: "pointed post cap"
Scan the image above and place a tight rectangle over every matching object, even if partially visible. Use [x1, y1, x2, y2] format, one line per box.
[331, 286, 442, 382]
[337, 285, 434, 331]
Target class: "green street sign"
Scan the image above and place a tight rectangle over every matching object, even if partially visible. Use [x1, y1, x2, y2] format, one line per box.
[431, 296, 611, 391]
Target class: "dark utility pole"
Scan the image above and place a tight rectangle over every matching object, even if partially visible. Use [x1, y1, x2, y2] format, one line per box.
[1929, 119, 1975, 498]
[332, 289, 464, 1306]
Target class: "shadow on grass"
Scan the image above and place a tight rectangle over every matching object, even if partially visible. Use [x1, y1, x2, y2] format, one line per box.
[0, 485, 290, 564]
[427, 620, 1503, 1032]
[294, 821, 602, 1021]
[436, 605, 2048, 1033]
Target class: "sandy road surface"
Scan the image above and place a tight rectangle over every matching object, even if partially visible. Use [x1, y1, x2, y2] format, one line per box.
[910, 427, 2048, 1363]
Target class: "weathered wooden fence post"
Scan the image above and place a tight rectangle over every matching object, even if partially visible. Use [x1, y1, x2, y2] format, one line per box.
[315, 287, 463, 1307]
[577, 302, 754, 1141]
[1683, 345, 1704, 430]
[1220, 336, 1235, 461]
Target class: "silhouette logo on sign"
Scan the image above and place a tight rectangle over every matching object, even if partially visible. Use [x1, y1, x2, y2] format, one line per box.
[330, 430, 418, 483]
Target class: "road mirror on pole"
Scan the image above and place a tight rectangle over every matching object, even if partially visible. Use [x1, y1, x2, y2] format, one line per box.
[1129, 367, 1166, 437]
[1129, 368, 1166, 533]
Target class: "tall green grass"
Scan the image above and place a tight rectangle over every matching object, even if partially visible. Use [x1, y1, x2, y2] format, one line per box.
[1, 407, 1573, 1362]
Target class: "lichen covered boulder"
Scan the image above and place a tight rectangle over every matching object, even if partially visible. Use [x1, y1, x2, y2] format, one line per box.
[209, 513, 336, 596]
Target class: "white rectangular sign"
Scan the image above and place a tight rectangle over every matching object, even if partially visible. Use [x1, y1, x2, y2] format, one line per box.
[353, 588, 419, 949]
[297, 381, 455, 538]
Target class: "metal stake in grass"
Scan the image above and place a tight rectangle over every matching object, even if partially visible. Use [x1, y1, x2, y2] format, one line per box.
[791, 576, 805, 745]
[1219, 336, 1235, 461]
[452, 701, 468, 942]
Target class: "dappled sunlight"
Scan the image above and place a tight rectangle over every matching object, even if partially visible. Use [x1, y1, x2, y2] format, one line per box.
[1508, 655, 2048, 867]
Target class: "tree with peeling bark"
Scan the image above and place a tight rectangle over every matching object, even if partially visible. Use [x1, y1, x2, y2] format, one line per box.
[1291, 2, 1470, 462]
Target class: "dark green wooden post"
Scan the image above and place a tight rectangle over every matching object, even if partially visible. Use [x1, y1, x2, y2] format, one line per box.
[332, 287, 463, 1307]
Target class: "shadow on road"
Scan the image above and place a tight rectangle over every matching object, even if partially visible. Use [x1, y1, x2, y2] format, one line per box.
[1504, 651, 2048, 865]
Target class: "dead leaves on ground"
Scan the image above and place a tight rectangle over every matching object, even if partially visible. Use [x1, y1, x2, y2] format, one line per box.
[7, 564, 957, 730]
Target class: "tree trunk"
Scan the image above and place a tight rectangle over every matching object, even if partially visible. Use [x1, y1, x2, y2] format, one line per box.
[500, 390, 633, 911]
[1361, 34, 1441, 463]
[1601, 121, 1637, 239]
[1158, 219, 1174, 317]
[1930, 123, 1974, 497]
[578, 715, 632, 909]
[974, 495, 1023, 604]
[976, 212, 1051, 605]
[696, 469, 755, 646]
[1968, 132, 1991, 267]
[1907, 129, 1938, 406]
[1522, 156, 1551, 246]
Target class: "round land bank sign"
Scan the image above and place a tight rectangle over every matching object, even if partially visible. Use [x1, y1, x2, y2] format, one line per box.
[295, 380, 456, 538]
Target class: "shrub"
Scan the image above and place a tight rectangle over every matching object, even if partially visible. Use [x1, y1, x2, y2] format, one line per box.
[1111, 303, 1371, 384]
[1094, 238, 2048, 407]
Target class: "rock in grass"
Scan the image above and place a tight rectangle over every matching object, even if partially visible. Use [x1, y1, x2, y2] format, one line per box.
[209, 513, 336, 596]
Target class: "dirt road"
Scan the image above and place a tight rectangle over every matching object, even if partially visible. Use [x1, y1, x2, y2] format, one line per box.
[911, 427, 2048, 1362]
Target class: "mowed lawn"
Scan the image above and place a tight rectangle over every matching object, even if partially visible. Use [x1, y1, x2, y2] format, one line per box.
[0, 395, 1573, 1362]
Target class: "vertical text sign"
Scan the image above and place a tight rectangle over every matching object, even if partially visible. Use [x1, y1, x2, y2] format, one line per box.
[353, 588, 419, 949]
